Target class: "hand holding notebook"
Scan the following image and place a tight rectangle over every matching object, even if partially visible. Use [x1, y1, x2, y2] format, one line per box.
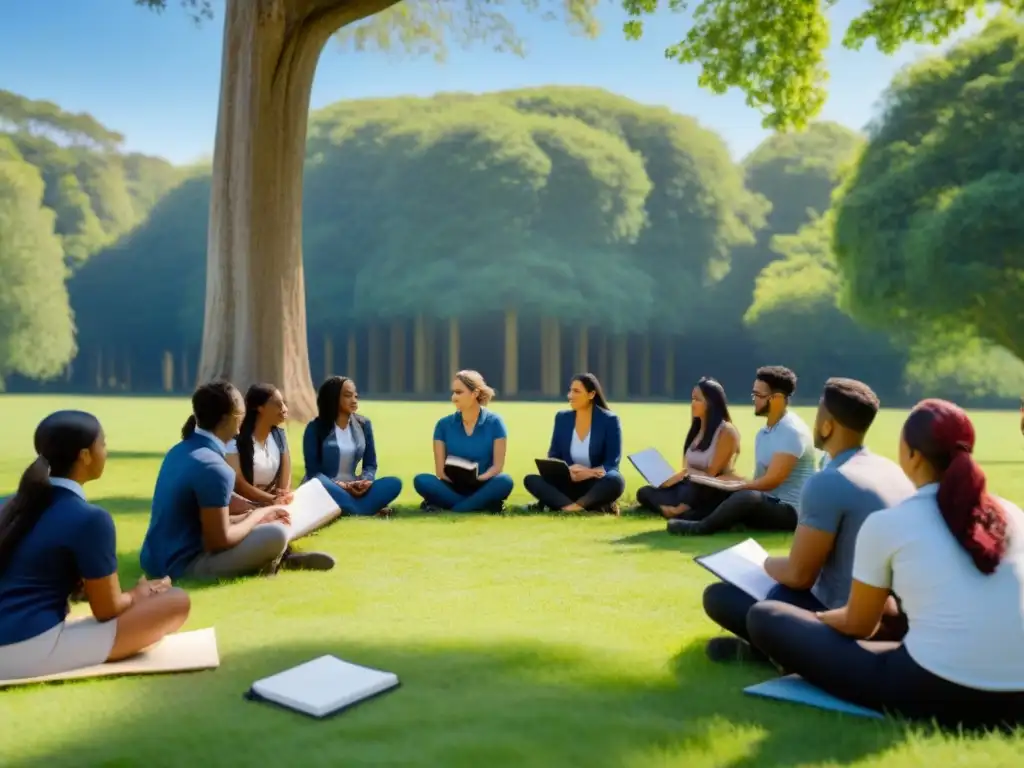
[694, 538, 778, 601]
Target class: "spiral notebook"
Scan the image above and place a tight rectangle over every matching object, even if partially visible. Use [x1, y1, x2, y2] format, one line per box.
[245, 655, 400, 719]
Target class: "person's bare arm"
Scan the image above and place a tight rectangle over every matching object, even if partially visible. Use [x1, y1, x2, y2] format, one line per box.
[706, 426, 739, 477]
[83, 574, 171, 622]
[764, 525, 836, 589]
[433, 439, 449, 481]
[479, 438, 507, 481]
[225, 454, 276, 505]
[817, 580, 891, 638]
[200, 505, 268, 552]
[742, 453, 798, 493]
[278, 449, 292, 493]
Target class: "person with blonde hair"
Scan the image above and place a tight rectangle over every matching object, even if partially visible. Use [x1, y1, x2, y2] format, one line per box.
[413, 370, 514, 512]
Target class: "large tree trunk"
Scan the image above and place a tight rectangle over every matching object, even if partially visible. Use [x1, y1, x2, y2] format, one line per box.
[197, 0, 396, 422]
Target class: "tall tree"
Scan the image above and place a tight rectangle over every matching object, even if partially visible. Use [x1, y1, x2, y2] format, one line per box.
[834, 16, 1024, 360]
[0, 138, 77, 387]
[138, 0, 601, 420]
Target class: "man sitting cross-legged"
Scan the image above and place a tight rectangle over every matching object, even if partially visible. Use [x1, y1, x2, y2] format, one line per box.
[701, 377, 915, 664]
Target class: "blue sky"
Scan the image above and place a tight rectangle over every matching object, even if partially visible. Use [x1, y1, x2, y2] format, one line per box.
[0, 0, 988, 164]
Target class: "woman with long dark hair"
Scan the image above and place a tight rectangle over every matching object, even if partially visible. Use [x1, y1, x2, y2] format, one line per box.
[747, 399, 1024, 730]
[0, 411, 190, 680]
[523, 373, 625, 513]
[141, 380, 336, 580]
[635, 377, 740, 518]
[302, 376, 402, 517]
[225, 384, 294, 507]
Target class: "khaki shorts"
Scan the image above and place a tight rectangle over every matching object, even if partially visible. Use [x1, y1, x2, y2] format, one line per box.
[0, 616, 118, 680]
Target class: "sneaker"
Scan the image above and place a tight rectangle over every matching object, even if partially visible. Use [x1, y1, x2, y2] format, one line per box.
[705, 637, 768, 664]
[279, 551, 336, 571]
[667, 518, 703, 536]
[375, 507, 394, 518]
[419, 501, 442, 512]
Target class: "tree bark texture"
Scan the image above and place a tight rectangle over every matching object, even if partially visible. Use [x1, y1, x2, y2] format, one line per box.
[197, 0, 399, 422]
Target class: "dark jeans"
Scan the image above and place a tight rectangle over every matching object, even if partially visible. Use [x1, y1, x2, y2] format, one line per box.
[747, 600, 1024, 730]
[523, 471, 625, 511]
[636, 479, 731, 517]
[704, 581, 824, 645]
[684, 490, 797, 534]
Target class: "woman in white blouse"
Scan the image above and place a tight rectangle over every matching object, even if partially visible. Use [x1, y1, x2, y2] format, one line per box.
[746, 398, 1024, 729]
[225, 384, 294, 507]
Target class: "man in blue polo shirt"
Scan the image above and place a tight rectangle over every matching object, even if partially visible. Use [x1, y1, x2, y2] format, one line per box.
[701, 377, 914, 663]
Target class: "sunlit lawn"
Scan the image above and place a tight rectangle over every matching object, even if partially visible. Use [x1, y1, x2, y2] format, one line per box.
[1, 394, 1023, 767]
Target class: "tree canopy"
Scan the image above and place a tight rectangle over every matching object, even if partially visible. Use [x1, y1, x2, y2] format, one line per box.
[834, 15, 1024, 360]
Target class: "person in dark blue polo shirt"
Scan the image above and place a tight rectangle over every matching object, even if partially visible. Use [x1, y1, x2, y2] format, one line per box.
[523, 373, 625, 513]
[140, 380, 335, 581]
[413, 369, 514, 512]
[0, 410, 190, 681]
[302, 375, 403, 517]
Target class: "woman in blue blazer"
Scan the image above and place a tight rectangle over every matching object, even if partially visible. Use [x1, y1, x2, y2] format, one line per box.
[302, 376, 402, 517]
[523, 373, 625, 513]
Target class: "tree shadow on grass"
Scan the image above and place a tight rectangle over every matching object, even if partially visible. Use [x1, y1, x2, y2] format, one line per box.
[6, 637, 908, 768]
[611, 529, 794, 556]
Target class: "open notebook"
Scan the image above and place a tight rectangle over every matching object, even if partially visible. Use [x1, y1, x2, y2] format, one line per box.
[744, 675, 884, 719]
[694, 538, 778, 601]
[627, 448, 675, 488]
[246, 655, 400, 719]
[282, 481, 342, 541]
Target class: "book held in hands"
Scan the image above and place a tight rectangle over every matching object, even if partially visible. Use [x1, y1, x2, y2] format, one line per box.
[246, 655, 400, 719]
[444, 456, 481, 491]
[694, 538, 778, 601]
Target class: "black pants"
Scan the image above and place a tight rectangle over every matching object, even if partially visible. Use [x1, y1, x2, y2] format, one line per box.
[704, 581, 824, 645]
[684, 489, 797, 534]
[636, 480, 731, 517]
[747, 600, 1024, 730]
[523, 473, 624, 511]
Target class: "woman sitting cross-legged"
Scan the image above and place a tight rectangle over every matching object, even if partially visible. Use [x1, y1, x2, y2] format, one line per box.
[746, 399, 1024, 730]
[225, 384, 295, 508]
[140, 380, 336, 581]
[523, 373, 625, 513]
[0, 411, 190, 681]
[302, 375, 402, 517]
[635, 377, 740, 519]
[413, 370, 514, 513]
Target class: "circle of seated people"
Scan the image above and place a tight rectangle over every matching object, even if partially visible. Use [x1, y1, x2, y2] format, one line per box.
[1, 366, 1023, 730]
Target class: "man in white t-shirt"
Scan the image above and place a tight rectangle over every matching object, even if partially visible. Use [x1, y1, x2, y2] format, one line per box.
[669, 365, 819, 536]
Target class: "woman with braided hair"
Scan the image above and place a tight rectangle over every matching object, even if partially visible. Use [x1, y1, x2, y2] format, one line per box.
[745, 399, 1024, 729]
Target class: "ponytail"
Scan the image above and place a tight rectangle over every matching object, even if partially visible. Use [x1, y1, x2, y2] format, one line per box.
[0, 457, 54, 575]
[181, 415, 197, 440]
[936, 449, 1007, 575]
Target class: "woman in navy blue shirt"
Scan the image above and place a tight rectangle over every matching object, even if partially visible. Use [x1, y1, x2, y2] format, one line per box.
[413, 370, 514, 512]
[302, 376, 403, 517]
[0, 411, 190, 681]
[523, 373, 625, 513]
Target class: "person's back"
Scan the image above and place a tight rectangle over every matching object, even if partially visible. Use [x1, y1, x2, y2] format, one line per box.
[141, 435, 235, 579]
[0, 488, 115, 646]
[804, 449, 915, 608]
[856, 490, 1024, 690]
[754, 410, 818, 510]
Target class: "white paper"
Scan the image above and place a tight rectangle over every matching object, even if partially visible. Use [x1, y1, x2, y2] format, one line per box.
[696, 538, 778, 601]
[282, 481, 341, 541]
[251, 655, 399, 718]
[0, 628, 219, 687]
[688, 474, 745, 491]
[627, 448, 676, 487]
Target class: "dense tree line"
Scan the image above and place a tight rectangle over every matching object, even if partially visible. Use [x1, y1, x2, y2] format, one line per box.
[5, 16, 1024, 404]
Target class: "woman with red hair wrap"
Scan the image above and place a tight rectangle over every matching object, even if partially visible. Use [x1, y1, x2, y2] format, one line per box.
[745, 399, 1024, 729]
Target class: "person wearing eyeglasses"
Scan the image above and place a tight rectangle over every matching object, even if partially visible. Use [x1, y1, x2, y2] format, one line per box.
[668, 365, 819, 536]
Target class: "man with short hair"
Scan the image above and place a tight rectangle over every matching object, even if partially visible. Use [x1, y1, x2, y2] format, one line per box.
[700, 377, 914, 663]
[668, 365, 818, 536]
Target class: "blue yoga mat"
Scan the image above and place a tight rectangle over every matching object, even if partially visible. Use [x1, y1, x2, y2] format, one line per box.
[744, 675, 884, 719]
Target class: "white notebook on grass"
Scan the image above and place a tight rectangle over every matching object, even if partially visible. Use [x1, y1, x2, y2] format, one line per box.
[247, 655, 400, 718]
[694, 538, 778, 601]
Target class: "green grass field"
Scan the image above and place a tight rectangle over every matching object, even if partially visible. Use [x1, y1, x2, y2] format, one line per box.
[1, 395, 1023, 767]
